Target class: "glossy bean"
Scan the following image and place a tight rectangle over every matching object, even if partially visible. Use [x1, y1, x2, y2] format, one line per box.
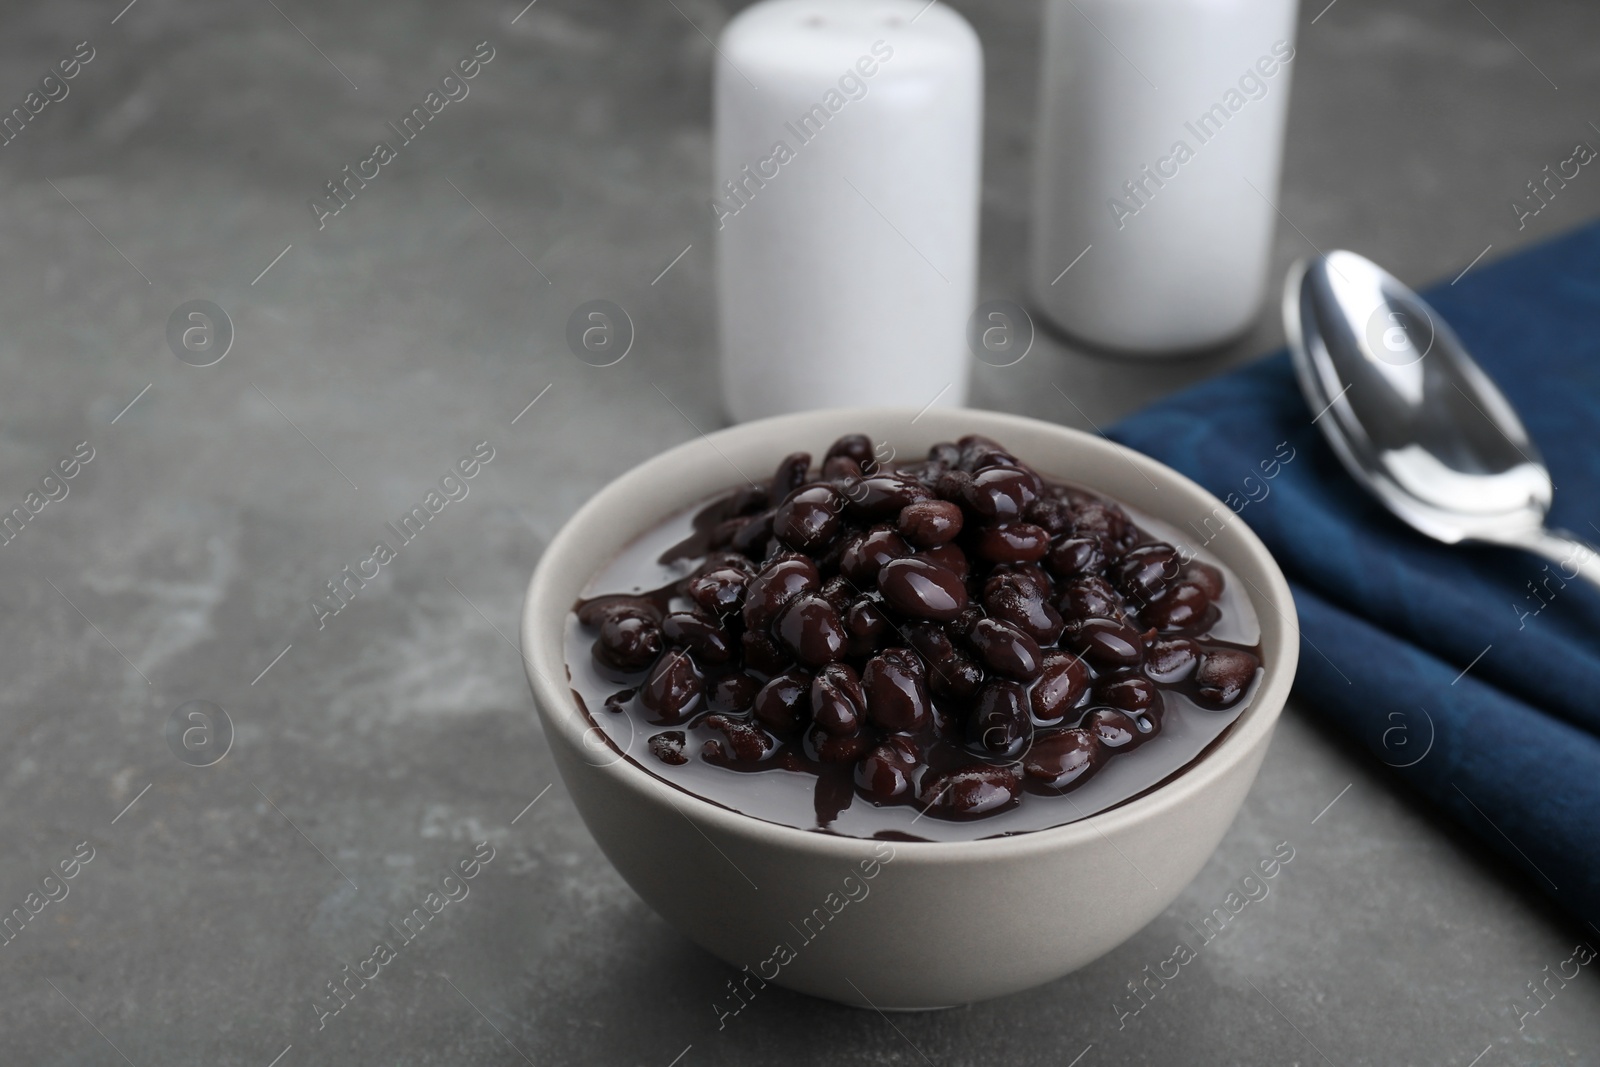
[1195, 647, 1259, 707]
[769, 452, 812, 502]
[1061, 576, 1124, 621]
[854, 736, 920, 801]
[1116, 543, 1182, 600]
[862, 648, 932, 732]
[824, 433, 875, 468]
[1031, 651, 1090, 722]
[846, 473, 931, 520]
[928, 650, 985, 702]
[1022, 728, 1101, 790]
[967, 680, 1031, 756]
[877, 557, 968, 621]
[897, 499, 964, 547]
[1065, 616, 1147, 668]
[774, 593, 847, 668]
[975, 521, 1051, 564]
[1142, 580, 1212, 631]
[1094, 673, 1160, 716]
[1046, 536, 1106, 581]
[576, 595, 661, 628]
[811, 663, 866, 736]
[844, 598, 890, 657]
[648, 731, 689, 766]
[686, 567, 749, 616]
[1070, 499, 1132, 556]
[838, 525, 911, 584]
[639, 649, 704, 724]
[919, 764, 1021, 819]
[1184, 561, 1226, 600]
[915, 543, 969, 581]
[1145, 638, 1200, 684]
[983, 572, 1065, 645]
[742, 556, 821, 630]
[969, 617, 1044, 681]
[661, 611, 733, 664]
[709, 673, 761, 713]
[805, 723, 872, 764]
[774, 483, 844, 552]
[593, 614, 664, 672]
[1082, 707, 1140, 750]
[962, 466, 1036, 520]
[703, 714, 777, 763]
[1024, 496, 1075, 536]
[751, 669, 810, 733]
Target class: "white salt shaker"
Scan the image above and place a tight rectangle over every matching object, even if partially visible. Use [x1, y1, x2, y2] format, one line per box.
[1030, 0, 1298, 354]
[714, 0, 983, 423]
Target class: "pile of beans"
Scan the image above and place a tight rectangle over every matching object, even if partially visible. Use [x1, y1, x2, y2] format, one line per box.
[576, 433, 1260, 821]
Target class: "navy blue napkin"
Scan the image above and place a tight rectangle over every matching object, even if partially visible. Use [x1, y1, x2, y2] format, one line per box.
[1108, 223, 1600, 930]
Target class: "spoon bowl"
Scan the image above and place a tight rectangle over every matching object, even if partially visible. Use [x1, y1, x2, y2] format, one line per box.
[1284, 250, 1600, 586]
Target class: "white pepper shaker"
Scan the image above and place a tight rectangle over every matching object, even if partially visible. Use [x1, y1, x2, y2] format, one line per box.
[714, 0, 983, 423]
[1030, 0, 1298, 354]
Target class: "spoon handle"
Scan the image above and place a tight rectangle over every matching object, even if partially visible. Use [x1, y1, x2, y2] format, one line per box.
[1510, 527, 1600, 595]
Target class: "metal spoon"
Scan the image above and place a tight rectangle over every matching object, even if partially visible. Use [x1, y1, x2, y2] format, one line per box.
[1283, 249, 1600, 591]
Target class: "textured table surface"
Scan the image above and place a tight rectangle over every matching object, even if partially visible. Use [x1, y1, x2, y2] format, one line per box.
[2, 0, 1597, 1064]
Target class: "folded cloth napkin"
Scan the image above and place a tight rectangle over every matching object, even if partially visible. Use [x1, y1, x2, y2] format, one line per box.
[1109, 222, 1600, 930]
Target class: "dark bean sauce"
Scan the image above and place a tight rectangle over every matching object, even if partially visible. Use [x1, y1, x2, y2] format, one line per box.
[565, 433, 1263, 842]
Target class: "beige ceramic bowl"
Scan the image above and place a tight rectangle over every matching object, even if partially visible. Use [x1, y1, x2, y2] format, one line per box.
[521, 407, 1297, 1009]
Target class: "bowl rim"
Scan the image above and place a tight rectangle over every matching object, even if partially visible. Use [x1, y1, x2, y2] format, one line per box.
[521, 406, 1299, 861]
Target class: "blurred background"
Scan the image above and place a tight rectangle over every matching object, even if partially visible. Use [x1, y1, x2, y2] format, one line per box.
[1, 0, 1598, 1064]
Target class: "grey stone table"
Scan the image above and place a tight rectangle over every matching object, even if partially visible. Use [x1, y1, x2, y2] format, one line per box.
[1, 0, 1596, 1063]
